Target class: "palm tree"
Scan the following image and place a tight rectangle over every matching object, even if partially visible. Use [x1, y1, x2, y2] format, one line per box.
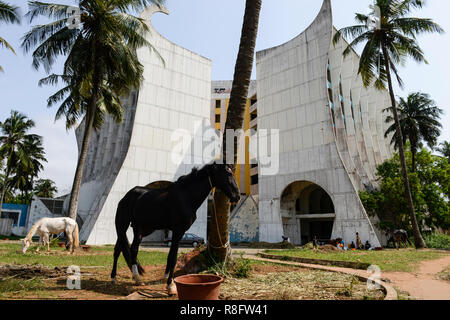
[0, 1, 21, 72]
[436, 141, 450, 163]
[208, 0, 262, 262]
[333, 0, 444, 248]
[385, 92, 443, 171]
[10, 134, 46, 200]
[0, 111, 45, 209]
[22, 0, 164, 221]
[33, 178, 58, 198]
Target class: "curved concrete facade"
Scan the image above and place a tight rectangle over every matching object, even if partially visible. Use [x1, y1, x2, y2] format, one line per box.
[256, 0, 393, 246]
[76, 6, 212, 244]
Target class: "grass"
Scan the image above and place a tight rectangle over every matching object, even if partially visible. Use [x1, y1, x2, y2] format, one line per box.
[436, 265, 450, 281]
[423, 233, 450, 249]
[0, 242, 168, 268]
[262, 248, 447, 272]
[220, 267, 385, 300]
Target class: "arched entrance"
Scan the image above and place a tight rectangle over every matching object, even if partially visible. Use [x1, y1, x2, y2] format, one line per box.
[281, 181, 335, 245]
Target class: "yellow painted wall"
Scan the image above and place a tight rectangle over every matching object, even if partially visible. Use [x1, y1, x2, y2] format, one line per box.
[215, 98, 251, 195]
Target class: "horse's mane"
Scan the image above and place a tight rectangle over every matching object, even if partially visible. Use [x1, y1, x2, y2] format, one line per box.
[25, 218, 45, 240]
[174, 163, 212, 187]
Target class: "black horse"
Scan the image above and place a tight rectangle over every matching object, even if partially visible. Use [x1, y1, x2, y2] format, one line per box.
[110, 162, 240, 295]
[385, 229, 412, 249]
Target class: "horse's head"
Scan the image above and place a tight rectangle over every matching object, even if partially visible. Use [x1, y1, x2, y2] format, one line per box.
[209, 163, 241, 204]
[21, 238, 31, 253]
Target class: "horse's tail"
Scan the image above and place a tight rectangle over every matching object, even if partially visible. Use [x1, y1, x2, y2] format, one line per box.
[114, 192, 144, 275]
[73, 223, 80, 248]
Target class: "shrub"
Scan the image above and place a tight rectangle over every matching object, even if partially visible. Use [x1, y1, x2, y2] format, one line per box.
[423, 233, 450, 249]
[232, 257, 252, 279]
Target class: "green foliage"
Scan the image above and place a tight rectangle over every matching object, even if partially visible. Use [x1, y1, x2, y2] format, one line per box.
[360, 146, 450, 232]
[422, 233, 450, 249]
[232, 255, 252, 279]
[263, 248, 446, 272]
[333, 0, 444, 90]
[0, 1, 21, 72]
[384, 92, 443, 170]
[0, 111, 47, 205]
[33, 179, 58, 198]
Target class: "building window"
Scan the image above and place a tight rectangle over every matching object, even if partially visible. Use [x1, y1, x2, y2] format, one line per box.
[1, 210, 19, 225]
[339, 77, 347, 132]
[327, 61, 336, 129]
[215, 114, 220, 123]
[251, 175, 258, 185]
[215, 99, 221, 109]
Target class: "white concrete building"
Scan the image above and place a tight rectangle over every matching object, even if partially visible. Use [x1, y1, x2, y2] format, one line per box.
[75, 6, 212, 245]
[256, 0, 393, 247]
[75, 1, 393, 247]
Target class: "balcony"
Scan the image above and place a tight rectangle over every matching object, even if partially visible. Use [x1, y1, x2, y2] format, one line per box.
[250, 102, 258, 114]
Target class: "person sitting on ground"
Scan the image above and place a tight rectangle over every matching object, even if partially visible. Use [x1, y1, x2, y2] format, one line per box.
[364, 240, 371, 250]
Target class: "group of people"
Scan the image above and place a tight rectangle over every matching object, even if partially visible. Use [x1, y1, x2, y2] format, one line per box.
[312, 232, 373, 251]
[335, 232, 373, 251]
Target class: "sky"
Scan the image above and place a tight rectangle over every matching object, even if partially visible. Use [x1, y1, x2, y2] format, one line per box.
[0, 0, 449, 196]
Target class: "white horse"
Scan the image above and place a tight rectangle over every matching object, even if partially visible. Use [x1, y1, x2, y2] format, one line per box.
[21, 217, 79, 254]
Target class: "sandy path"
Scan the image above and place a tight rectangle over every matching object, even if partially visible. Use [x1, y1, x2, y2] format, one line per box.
[382, 254, 450, 300]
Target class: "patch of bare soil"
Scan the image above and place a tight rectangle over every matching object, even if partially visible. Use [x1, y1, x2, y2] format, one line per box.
[0, 260, 387, 300]
[383, 254, 450, 300]
[0, 264, 180, 300]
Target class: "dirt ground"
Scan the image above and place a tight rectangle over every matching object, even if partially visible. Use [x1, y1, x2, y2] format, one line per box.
[382, 254, 450, 300]
[0, 261, 385, 300]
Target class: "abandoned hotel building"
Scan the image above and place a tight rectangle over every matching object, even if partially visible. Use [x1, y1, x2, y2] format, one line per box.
[59, 0, 395, 247]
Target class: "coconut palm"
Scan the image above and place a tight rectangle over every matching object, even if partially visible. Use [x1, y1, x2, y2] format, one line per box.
[208, 0, 262, 262]
[333, 0, 444, 248]
[33, 178, 58, 198]
[0, 111, 45, 209]
[436, 141, 450, 163]
[10, 134, 46, 199]
[385, 92, 443, 171]
[22, 0, 164, 221]
[0, 1, 21, 72]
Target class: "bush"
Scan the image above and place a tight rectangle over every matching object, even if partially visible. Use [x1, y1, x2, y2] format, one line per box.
[232, 257, 252, 279]
[423, 233, 450, 249]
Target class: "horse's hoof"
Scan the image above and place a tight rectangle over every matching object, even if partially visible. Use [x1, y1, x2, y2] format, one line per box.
[167, 282, 177, 296]
[132, 275, 144, 286]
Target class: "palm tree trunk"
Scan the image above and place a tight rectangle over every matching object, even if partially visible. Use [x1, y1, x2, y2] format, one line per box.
[411, 150, 416, 173]
[67, 98, 97, 221]
[208, 0, 262, 263]
[381, 43, 426, 249]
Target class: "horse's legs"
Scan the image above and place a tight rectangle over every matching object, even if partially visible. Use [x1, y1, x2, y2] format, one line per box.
[44, 234, 50, 252]
[111, 241, 121, 283]
[67, 231, 74, 254]
[130, 232, 143, 285]
[36, 236, 42, 252]
[166, 231, 183, 295]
